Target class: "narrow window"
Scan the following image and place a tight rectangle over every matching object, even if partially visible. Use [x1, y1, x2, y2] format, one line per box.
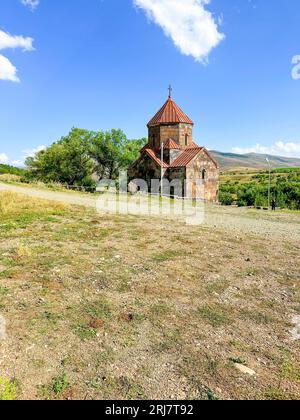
[170, 186, 175, 199]
[202, 169, 206, 180]
[185, 134, 188, 146]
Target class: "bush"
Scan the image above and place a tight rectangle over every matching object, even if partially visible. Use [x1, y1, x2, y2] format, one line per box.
[254, 194, 267, 208]
[222, 179, 300, 211]
[237, 199, 248, 207]
[219, 191, 234, 206]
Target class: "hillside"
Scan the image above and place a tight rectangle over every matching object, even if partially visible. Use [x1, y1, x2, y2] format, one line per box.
[211, 151, 300, 170]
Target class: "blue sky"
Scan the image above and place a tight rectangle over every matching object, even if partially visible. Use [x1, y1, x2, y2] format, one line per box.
[0, 0, 300, 165]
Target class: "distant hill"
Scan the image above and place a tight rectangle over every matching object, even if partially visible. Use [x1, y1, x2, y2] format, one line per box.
[210, 151, 300, 171]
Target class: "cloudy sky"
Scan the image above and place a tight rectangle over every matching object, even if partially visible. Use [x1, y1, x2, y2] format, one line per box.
[1, 0, 300, 165]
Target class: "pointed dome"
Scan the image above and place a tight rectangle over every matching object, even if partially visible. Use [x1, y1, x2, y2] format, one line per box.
[147, 97, 194, 127]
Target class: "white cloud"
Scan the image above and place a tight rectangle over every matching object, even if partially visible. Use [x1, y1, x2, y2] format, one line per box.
[23, 145, 47, 159]
[0, 30, 34, 83]
[0, 55, 20, 82]
[0, 153, 9, 164]
[134, 0, 224, 63]
[232, 141, 300, 158]
[0, 30, 34, 52]
[21, 0, 40, 10]
[11, 160, 25, 167]
[0, 146, 46, 168]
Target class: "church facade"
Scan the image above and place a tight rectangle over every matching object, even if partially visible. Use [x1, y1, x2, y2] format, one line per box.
[128, 94, 219, 202]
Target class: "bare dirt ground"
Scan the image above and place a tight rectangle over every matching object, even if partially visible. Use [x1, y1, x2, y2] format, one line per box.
[0, 184, 299, 400]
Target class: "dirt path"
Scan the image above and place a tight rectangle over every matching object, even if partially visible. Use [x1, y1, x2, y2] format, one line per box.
[1, 182, 299, 239]
[0, 182, 97, 208]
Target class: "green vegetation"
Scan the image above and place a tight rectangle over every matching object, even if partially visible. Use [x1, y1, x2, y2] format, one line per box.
[0, 164, 25, 176]
[0, 377, 18, 400]
[272, 167, 300, 174]
[219, 191, 234, 206]
[51, 373, 69, 396]
[220, 167, 300, 210]
[0, 129, 299, 212]
[38, 373, 70, 399]
[152, 249, 189, 262]
[197, 305, 232, 327]
[25, 128, 146, 187]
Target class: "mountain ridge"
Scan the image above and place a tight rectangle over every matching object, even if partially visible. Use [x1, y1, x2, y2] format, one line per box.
[210, 151, 300, 170]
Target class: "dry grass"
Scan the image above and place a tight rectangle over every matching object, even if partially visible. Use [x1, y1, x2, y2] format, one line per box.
[0, 191, 299, 400]
[0, 174, 21, 183]
[0, 191, 67, 216]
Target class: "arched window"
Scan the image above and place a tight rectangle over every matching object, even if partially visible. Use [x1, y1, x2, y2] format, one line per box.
[185, 134, 188, 146]
[202, 169, 206, 180]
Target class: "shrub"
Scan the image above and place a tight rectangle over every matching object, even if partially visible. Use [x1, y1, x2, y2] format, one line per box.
[237, 199, 248, 207]
[219, 191, 234, 206]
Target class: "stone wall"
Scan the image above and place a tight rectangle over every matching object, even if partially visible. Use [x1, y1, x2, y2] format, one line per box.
[186, 150, 219, 202]
[148, 123, 193, 150]
[177, 123, 194, 148]
[165, 167, 186, 197]
[128, 154, 165, 194]
[128, 148, 219, 202]
[148, 126, 161, 149]
[163, 149, 181, 165]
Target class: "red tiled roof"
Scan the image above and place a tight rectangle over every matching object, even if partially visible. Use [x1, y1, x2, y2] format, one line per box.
[162, 138, 181, 150]
[144, 148, 169, 168]
[142, 146, 203, 168]
[148, 97, 194, 127]
[186, 141, 200, 149]
[140, 141, 215, 169]
[170, 147, 203, 168]
[140, 143, 151, 153]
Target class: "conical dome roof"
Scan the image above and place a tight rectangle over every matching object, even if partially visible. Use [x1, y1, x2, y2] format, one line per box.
[147, 96, 193, 127]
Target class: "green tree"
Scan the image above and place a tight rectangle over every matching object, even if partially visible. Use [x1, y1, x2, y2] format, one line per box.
[26, 128, 94, 186]
[26, 128, 146, 186]
[88, 130, 146, 179]
[88, 129, 127, 179]
[219, 191, 234, 206]
[120, 137, 147, 169]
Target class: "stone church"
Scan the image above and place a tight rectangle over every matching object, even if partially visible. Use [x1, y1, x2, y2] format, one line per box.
[129, 92, 219, 202]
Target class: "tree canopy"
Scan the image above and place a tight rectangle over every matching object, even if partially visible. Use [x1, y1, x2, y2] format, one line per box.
[25, 128, 146, 186]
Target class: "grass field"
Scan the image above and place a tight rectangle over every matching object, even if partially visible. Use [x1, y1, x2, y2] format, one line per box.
[0, 189, 300, 400]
